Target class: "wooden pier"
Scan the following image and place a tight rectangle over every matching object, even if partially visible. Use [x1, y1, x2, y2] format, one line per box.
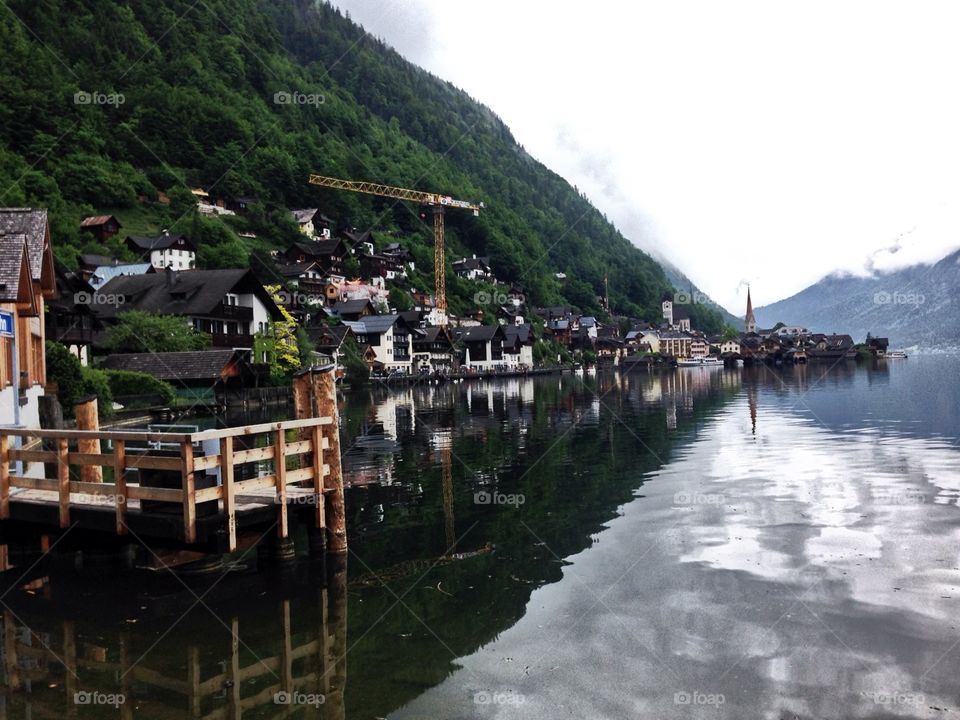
[0, 367, 346, 556]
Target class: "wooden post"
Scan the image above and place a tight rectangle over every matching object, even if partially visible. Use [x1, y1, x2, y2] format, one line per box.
[274, 429, 288, 539]
[220, 436, 236, 552]
[311, 424, 325, 532]
[114, 439, 127, 535]
[181, 441, 196, 544]
[74, 396, 102, 483]
[0, 433, 9, 520]
[314, 368, 346, 554]
[57, 437, 70, 528]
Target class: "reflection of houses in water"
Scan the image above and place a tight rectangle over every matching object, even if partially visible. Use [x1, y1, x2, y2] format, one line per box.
[0, 565, 348, 720]
[621, 368, 743, 430]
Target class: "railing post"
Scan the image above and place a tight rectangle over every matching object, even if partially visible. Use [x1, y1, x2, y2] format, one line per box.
[274, 428, 288, 539]
[74, 396, 102, 482]
[220, 436, 236, 552]
[311, 424, 325, 532]
[57, 437, 70, 528]
[314, 367, 346, 555]
[181, 440, 196, 544]
[114, 439, 127, 535]
[0, 433, 9, 520]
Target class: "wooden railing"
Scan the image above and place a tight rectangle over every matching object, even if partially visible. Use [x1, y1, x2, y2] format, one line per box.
[0, 415, 338, 553]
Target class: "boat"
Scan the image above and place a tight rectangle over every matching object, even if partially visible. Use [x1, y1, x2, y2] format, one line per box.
[886, 350, 908, 359]
[677, 357, 724, 367]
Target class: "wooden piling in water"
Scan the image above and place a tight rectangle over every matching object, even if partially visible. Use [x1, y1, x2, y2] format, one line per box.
[74, 397, 102, 483]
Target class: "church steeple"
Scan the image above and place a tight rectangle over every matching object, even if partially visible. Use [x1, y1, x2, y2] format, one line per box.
[745, 286, 757, 334]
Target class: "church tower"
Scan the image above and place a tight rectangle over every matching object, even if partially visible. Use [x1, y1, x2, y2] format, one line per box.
[744, 286, 757, 334]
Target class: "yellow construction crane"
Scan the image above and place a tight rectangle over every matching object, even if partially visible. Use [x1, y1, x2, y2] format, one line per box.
[308, 173, 483, 325]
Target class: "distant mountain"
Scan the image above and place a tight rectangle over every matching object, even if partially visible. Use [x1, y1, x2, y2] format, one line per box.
[658, 259, 742, 329]
[754, 249, 960, 348]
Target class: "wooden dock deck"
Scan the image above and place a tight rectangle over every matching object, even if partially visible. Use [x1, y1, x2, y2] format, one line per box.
[0, 367, 346, 556]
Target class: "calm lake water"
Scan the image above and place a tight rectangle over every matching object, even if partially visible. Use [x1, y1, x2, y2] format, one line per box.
[2, 356, 960, 719]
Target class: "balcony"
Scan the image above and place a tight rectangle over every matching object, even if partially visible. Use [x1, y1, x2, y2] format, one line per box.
[211, 303, 254, 320]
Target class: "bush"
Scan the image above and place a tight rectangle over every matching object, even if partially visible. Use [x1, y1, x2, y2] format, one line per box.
[80, 367, 114, 419]
[44, 342, 114, 419]
[103, 369, 176, 406]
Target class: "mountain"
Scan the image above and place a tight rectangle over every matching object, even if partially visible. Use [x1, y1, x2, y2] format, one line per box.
[0, 0, 726, 332]
[657, 259, 741, 329]
[754, 249, 960, 349]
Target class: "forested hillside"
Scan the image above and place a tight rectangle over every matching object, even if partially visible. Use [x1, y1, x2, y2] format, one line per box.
[0, 0, 724, 328]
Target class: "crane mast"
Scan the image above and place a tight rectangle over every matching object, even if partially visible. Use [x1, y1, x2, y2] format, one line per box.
[307, 174, 482, 325]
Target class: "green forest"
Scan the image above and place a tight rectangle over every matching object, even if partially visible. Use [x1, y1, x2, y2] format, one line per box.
[0, 0, 725, 330]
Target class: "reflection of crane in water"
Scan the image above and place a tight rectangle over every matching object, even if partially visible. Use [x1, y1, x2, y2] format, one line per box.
[430, 430, 456, 553]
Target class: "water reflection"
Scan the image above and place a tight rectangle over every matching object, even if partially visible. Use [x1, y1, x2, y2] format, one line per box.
[1, 358, 958, 718]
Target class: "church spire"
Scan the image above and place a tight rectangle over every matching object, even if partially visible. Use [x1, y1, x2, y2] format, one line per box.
[745, 286, 757, 334]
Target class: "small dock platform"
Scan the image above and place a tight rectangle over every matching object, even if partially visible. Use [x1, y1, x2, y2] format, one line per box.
[0, 367, 346, 557]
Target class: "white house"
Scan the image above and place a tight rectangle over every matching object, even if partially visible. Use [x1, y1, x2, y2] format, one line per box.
[343, 314, 413, 371]
[0, 208, 57, 431]
[126, 232, 196, 271]
[720, 339, 740, 355]
[458, 324, 506, 371]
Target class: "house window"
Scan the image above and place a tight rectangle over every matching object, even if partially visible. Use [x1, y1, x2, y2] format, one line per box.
[225, 293, 239, 306]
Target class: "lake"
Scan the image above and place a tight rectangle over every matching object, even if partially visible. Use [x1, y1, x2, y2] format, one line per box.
[2, 356, 959, 718]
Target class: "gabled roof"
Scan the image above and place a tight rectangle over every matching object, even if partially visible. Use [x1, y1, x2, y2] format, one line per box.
[98, 349, 249, 382]
[503, 324, 532, 344]
[343, 314, 405, 335]
[309, 324, 353, 349]
[458, 324, 504, 342]
[126, 232, 195, 253]
[80, 215, 120, 228]
[291, 208, 319, 224]
[452, 256, 491, 271]
[95, 268, 281, 320]
[0, 234, 37, 311]
[90, 263, 151, 286]
[332, 298, 374, 316]
[291, 238, 347, 258]
[0, 208, 55, 293]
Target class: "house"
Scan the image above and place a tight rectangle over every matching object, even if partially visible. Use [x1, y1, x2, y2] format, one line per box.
[719, 338, 740, 355]
[0, 208, 57, 430]
[291, 209, 333, 238]
[284, 238, 349, 274]
[412, 326, 455, 371]
[383, 243, 415, 270]
[98, 349, 257, 398]
[79, 215, 122, 243]
[662, 299, 691, 331]
[342, 229, 373, 256]
[808, 333, 856, 359]
[332, 298, 375, 321]
[452, 255, 494, 281]
[867, 336, 889, 357]
[503, 324, 534, 369]
[343, 314, 413, 371]
[658, 331, 694, 358]
[458, 324, 505, 371]
[360, 254, 406, 281]
[126, 231, 197, 270]
[226, 196, 259, 215]
[88, 262, 152, 288]
[308, 324, 354, 365]
[93, 268, 282, 351]
[545, 318, 572, 347]
[46, 263, 101, 366]
[274, 261, 326, 302]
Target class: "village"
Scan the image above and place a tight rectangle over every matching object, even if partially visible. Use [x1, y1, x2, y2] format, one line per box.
[0, 191, 901, 440]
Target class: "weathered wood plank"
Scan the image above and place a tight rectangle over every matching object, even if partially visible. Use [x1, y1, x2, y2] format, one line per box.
[283, 439, 313, 456]
[57, 438, 70, 528]
[194, 485, 222, 503]
[311, 424, 324, 530]
[114, 439, 127, 535]
[67, 452, 115, 467]
[233, 446, 275, 465]
[8, 475, 58, 491]
[189, 416, 332, 442]
[1, 429, 193, 443]
[125, 454, 183, 471]
[125, 484, 183, 502]
[220, 436, 236, 552]
[181, 442, 196, 544]
[192, 454, 221, 472]
[233, 475, 278, 494]
[0, 434, 9, 520]
[9, 449, 56, 463]
[274, 429, 288, 538]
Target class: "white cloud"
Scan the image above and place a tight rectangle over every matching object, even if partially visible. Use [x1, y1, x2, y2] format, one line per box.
[333, 0, 960, 313]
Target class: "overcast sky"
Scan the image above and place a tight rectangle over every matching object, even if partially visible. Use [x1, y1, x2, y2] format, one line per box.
[332, 0, 960, 313]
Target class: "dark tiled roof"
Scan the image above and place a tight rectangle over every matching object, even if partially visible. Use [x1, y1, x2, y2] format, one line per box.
[0, 208, 47, 280]
[503, 324, 532, 344]
[344, 314, 403, 335]
[0, 235, 29, 302]
[458, 324, 504, 342]
[126, 233, 192, 252]
[332, 299, 373, 316]
[291, 208, 318, 224]
[95, 269, 280, 320]
[98, 349, 243, 382]
[452, 256, 490, 271]
[80, 215, 119, 228]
